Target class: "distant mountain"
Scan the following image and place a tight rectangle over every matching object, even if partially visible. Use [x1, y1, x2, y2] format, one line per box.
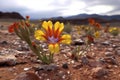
[46, 14, 120, 24]
[0, 12, 24, 19]
[65, 14, 120, 20]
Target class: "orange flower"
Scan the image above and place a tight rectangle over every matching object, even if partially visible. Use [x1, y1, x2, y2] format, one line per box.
[8, 22, 19, 33]
[88, 18, 95, 25]
[94, 22, 101, 30]
[26, 16, 30, 20]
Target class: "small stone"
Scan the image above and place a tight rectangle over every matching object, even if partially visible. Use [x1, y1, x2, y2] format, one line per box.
[72, 64, 82, 69]
[81, 57, 89, 65]
[56, 71, 65, 78]
[46, 64, 59, 71]
[72, 39, 85, 46]
[98, 58, 105, 64]
[0, 59, 17, 66]
[105, 57, 118, 65]
[0, 41, 8, 45]
[112, 45, 118, 48]
[89, 61, 102, 67]
[33, 64, 58, 71]
[105, 52, 113, 56]
[67, 71, 70, 74]
[115, 50, 120, 56]
[101, 41, 110, 46]
[15, 72, 40, 80]
[24, 68, 31, 71]
[62, 75, 66, 79]
[17, 45, 29, 51]
[71, 60, 75, 64]
[95, 69, 108, 78]
[92, 67, 108, 78]
[106, 65, 112, 69]
[62, 63, 68, 69]
[107, 48, 113, 52]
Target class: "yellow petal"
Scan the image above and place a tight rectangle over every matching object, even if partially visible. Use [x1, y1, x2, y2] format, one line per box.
[42, 21, 48, 30]
[54, 21, 64, 32]
[34, 30, 46, 41]
[59, 23, 64, 32]
[48, 21, 53, 30]
[48, 44, 59, 53]
[61, 34, 71, 44]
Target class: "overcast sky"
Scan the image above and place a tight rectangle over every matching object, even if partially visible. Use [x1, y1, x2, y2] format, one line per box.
[0, 0, 120, 19]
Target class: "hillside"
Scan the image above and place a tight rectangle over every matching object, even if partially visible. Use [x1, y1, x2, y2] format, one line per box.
[0, 12, 24, 19]
[46, 14, 120, 25]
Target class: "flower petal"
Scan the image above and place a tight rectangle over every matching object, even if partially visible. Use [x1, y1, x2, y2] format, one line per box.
[48, 21, 53, 30]
[34, 30, 46, 41]
[54, 22, 64, 38]
[60, 34, 71, 44]
[48, 44, 59, 53]
[42, 21, 48, 30]
[59, 23, 64, 32]
[42, 21, 53, 31]
[54, 22, 64, 32]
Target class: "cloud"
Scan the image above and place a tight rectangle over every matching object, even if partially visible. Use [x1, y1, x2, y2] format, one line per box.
[0, 0, 120, 19]
[82, 0, 120, 15]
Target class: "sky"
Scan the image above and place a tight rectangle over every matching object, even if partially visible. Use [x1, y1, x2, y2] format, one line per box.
[0, 0, 120, 19]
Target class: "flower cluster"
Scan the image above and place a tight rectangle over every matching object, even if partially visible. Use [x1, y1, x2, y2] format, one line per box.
[87, 18, 101, 43]
[71, 18, 102, 60]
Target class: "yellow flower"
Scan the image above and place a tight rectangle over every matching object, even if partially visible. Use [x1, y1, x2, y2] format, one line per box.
[94, 31, 100, 38]
[109, 27, 117, 32]
[34, 21, 71, 53]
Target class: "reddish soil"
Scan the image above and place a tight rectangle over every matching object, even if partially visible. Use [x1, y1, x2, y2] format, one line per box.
[0, 25, 120, 80]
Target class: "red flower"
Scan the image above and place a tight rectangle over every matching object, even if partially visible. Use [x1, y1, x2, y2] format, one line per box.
[87, 35, 94, 43]
[8, 22, 18, 33]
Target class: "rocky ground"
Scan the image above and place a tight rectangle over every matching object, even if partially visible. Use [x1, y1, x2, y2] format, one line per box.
[0, 24, 120, 80]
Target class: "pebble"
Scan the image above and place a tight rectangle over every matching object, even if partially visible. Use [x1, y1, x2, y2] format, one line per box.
[14, 72, 40, 80]
[62, 63, 69, 69]
[107, 48, 113, 52]
[17, 45, 29, 51]
[81, 57, 89, 65]
[71, 60, 75, 64]
[0, 59, 17, 66]
[89, 61, 102, 67]
[0, 41, 8, 45]
[95, 69, 108, 78]
[115, 50, 120, 56]
[105, 52, 113, 56]
[72, 39, 85, 46]
[72, 64, 83, 69]
[101, 41, 110, 46]
[92, 67, 108, 78]
[105, 57, 118, 65]
[24, 67, 31, 71]
[0, 55, 17, 66]
[34, 64, 59, 71]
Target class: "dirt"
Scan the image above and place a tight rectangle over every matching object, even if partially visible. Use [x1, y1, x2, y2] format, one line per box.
[0, 24, 120, 80]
